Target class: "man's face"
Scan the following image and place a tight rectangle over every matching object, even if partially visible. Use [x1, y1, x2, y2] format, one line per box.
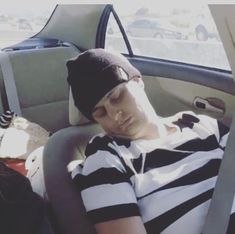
[92, 78, 152, 140]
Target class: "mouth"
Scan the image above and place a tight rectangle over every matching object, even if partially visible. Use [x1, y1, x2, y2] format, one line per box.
[119, 116, 133, 129]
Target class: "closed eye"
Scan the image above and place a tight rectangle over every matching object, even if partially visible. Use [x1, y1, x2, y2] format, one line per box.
[109, 88, 121, 103]
[92, 106, 106, 118]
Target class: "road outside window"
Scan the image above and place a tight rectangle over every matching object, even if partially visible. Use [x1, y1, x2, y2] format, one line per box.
[105, 0, 231, 71]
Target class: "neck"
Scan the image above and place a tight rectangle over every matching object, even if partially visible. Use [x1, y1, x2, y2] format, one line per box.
[147, 112, 180, 140]
[138, 111, 166, 140]
[147, 122, 167, 140]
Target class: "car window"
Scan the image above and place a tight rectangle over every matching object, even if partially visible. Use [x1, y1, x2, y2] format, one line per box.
[0, 0, 231, 72]
[106, 0, 231, 71]
[0, 2, 55, 49]
[105, 12, 129, 54]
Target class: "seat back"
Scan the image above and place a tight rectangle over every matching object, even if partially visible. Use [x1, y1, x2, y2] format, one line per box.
[0, 46, 79, 132]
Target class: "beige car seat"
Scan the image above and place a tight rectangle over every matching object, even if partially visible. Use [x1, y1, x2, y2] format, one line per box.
[43, 92, 102, 234]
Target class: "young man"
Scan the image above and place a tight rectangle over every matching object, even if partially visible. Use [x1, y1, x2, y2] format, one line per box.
[67, 48, 232, 234]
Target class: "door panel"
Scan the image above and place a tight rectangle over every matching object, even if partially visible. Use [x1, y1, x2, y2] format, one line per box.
[130, 57, 235, 95]
[143, 75, 235, 126]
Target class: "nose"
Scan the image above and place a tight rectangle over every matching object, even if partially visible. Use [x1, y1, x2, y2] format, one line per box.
[107, 105, 124, 123]
[115, 110, 123, 122]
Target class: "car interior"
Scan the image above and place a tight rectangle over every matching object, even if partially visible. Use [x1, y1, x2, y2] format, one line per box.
[0, 3, 235, 234]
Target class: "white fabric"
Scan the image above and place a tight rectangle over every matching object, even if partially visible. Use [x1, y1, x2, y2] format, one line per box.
[26, 146, 48, 199]
[0, 116, 49, 159]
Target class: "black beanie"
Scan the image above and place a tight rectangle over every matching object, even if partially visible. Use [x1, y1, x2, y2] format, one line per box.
[67, 48, 141, 120]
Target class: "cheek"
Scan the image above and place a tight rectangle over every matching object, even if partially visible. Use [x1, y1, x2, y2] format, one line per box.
[99, 119, 115, 133]
[133, 92, 151, 114]
[126, 93, 147, 115]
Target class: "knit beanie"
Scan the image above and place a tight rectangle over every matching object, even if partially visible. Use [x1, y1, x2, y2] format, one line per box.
[67, 48, 141, 120]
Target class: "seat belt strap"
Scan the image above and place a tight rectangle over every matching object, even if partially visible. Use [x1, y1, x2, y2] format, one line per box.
[0, 51, 22, 116]
[202, 114, 235, 234]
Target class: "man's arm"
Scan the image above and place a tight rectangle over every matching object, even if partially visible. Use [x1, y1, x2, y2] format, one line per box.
[95, 216, 147, 234]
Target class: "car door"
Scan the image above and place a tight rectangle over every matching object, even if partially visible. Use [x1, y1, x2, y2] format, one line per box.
[104, 2, 235, 127]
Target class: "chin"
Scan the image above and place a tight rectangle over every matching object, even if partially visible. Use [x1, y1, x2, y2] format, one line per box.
[116, 130, 140, 140]
[108, 130, 135, 140]
[107, 120, 143, 140]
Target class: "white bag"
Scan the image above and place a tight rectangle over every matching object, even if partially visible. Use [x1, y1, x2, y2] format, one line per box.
[0, 115, 50, 159]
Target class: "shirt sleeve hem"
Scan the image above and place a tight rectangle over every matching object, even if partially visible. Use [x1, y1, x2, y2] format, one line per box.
[87, 203, 140, 223]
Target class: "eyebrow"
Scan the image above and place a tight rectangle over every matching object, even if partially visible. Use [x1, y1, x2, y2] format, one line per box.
[92, 91, 113, 113]
[106, 89, 115, 99]
[93, 85, 121, 113]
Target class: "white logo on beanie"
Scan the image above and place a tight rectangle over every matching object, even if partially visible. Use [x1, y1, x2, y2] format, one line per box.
[117, 66, 128, 81]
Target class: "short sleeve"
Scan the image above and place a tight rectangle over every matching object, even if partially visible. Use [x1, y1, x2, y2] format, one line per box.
[194, 113, 230, 149]
[72, 135, 140, 224]
[217, 120, 230, 148]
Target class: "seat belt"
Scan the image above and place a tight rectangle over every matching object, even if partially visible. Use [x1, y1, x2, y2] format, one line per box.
[202, 114, 235, 234]
[0, 51, 22, 116]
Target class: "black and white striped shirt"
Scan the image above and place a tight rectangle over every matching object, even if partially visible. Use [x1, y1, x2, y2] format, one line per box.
[72, 111, 233, 234]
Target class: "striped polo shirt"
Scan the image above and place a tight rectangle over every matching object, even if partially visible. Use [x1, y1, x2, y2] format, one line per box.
[72, 111, 233, 234]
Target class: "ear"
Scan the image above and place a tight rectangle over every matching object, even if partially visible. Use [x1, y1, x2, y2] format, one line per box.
[132, 76, 144, 89]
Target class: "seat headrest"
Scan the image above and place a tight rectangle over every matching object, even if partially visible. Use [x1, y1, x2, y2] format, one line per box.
[69, 88, 90, 125]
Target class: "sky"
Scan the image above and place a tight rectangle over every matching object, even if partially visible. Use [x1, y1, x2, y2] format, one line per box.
[0, 0, 213, 11]
[0, 0, 235, 18]
[0, 0, 208, 17]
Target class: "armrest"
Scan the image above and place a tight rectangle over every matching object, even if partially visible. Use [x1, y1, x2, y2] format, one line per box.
[43, 125, 102, 234]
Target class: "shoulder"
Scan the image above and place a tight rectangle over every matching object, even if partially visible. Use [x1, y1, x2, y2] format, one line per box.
[78, 134, 130, 176]
[85, 134, 132, 156]
[85, 133, 117, 157]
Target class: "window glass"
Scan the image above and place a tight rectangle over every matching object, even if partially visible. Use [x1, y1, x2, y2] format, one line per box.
[105, 13, 128, 54]
[0, 2, 55, 49]
[109, 0, 231, 70]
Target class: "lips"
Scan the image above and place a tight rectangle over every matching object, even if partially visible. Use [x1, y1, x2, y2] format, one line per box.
[119, 116, 133, 129]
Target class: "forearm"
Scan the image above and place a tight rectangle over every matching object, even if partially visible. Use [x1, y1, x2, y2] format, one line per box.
[95, 216, 147, 234]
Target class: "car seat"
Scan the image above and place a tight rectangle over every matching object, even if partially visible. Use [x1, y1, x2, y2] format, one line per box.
[43, 90, 103, 234]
